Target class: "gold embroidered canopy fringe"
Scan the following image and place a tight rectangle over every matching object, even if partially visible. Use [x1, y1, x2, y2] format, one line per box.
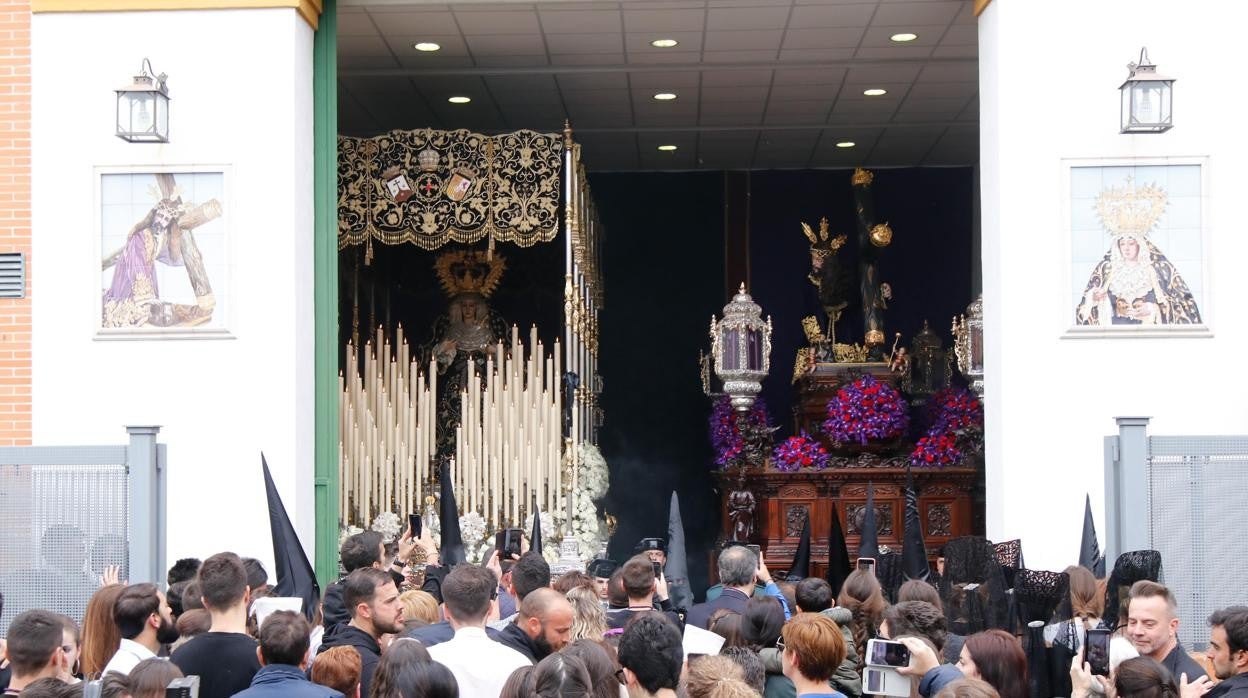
[338, 128, 564, 251]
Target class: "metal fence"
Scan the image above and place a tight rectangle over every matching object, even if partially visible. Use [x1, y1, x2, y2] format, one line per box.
[1105, 418, 1248, 650]
[0, 427, 165, 636]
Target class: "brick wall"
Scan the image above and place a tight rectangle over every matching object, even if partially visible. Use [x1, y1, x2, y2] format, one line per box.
[0, 0, 30, 444]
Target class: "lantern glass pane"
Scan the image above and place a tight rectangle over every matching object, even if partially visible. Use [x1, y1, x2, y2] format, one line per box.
[130, 92, 155, 134]
[155, 95, 169, 140]
[1121, 85, 1132, 131]
[1135, 83, 1158, 124]
[746, 329, 763, 371]
[722, 328, 740, 370]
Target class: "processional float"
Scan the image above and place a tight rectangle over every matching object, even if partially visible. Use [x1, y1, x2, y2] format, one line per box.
[336, 125, 604, 536]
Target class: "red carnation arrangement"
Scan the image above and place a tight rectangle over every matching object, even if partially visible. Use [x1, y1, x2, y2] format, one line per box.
[822, 374, 910, 446]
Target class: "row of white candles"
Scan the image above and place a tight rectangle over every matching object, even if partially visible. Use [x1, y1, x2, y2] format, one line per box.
[339, 325, 437, 526]
[452, 324, 565, 529]
[339, 324, 569, 530]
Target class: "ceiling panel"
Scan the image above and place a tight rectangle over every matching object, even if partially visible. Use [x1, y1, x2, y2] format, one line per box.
[622, 8, 706, 33]
[627, 71, 702, 88]
[624, 31, 705, 53]
[464, 34, 548, 56]
[871, 1, 963, 25]
[706, 6, 791, 30]
[545, 32, 624, 55]
[777, 48, 856, 61]
[788, 3, 876, 27]
[337, 0, 980, 171]
[704, 30, 785, 52]
[702, 85, 772, 102]
[701, 69, 774, 86]
[538, 9, 623, 34]
[366, 9, 460, 36]
[455, 11, 542, 35]
[782, 27, 866, 50]
[557, 73, 630, 90]
[549, 53, 627, 65]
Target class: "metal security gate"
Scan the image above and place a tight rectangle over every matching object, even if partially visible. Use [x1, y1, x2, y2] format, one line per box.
[0, 427, 166, 635]
[1104, 418, 1248, 650]
[1147, 436, 1248, 650]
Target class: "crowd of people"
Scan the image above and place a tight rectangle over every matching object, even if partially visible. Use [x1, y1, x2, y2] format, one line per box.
[1, 526, 1246, 698]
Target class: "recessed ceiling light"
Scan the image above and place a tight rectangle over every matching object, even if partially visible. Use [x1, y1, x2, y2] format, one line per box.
[889, 32, 918, 42]
[653, 92, 677, 101]
[836, 141, 856, 148]
[657, 144, 678, 151]
[448, 96, 471, 104]
[863, 88, 888, 97]
[651, 38, 679, 48]
[414, 42, 441, 52]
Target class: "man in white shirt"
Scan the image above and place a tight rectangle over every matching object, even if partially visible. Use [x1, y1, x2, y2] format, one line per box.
[428, 564, 529, 697]
[102, 583, 178, 676]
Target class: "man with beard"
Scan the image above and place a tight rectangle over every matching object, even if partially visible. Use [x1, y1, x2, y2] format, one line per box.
[1126, 581, 1210, 685]
[496, 587, 575, 663]
[1207, 607, 1248, 697]
[102, 583, 180, 676]
[171, 552, 262, 698]
[315, 567, 404, 698]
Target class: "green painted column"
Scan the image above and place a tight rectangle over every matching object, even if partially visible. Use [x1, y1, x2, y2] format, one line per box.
[313, 0, 340, 588]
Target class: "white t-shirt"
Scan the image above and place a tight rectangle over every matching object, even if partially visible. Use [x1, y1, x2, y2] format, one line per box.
[428, 626, 530, 697]
[101, 638, 158, 676]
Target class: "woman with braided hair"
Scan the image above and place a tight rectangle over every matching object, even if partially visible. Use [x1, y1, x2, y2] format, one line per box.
[837, 569, 887, 674]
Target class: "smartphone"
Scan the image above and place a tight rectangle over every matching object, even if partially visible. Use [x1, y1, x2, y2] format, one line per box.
[746, 544, 762, 563]
[857, 557, 877, 575]
[165, 676, 200, 698]
[652, 561, 662, 578]
[1085, 628, 1112, 677]
[408, 514, 422, 539]
[495, 528, 523, 558]
[862, 666, 911, 697]
[866, 638, 912, 668]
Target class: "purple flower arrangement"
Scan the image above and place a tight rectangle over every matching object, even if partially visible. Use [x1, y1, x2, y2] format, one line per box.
[773, 431, 830, 472]
[710, 396, 774, 469]
[822, 374, 910, 446]
[910, 386, 983, 467]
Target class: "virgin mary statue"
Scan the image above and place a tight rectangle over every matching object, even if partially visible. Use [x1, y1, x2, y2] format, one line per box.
[1075, 231, 1201, 326]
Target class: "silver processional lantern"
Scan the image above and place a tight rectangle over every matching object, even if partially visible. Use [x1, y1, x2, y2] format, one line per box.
[952, 294, 985, 398]
[1119, 47, 1175, 134]
[710, 283, 773, 412]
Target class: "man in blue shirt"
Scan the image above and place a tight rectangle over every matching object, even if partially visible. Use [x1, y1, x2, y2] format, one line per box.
[235, 611, 342, 698]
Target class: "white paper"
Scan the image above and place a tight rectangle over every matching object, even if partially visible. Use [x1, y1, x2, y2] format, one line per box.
[250, 596, 302, 630]
[682, 623, 726, 658]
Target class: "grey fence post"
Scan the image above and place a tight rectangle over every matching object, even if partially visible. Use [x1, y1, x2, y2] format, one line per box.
[127, 425, 163, 586]
[1104, 416, 1150, 567]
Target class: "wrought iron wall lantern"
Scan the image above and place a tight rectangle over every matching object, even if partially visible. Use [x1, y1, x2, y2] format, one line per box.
[710, 283, 773, 412]
[116, 58, 170, 143]
[1120, 47, 1174, 134]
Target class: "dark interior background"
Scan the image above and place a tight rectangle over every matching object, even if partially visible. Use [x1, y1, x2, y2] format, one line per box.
[594, 167, 975, 599]
[337, 167, 976, 600]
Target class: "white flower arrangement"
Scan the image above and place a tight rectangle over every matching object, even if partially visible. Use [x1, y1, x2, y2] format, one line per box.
[350, 443, 614, 567]
[371, 512, 402, 541]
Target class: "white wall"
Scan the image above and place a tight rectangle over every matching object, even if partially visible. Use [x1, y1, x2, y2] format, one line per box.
[979, 0, 1248, 570]
[31, 9, 316, 579]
